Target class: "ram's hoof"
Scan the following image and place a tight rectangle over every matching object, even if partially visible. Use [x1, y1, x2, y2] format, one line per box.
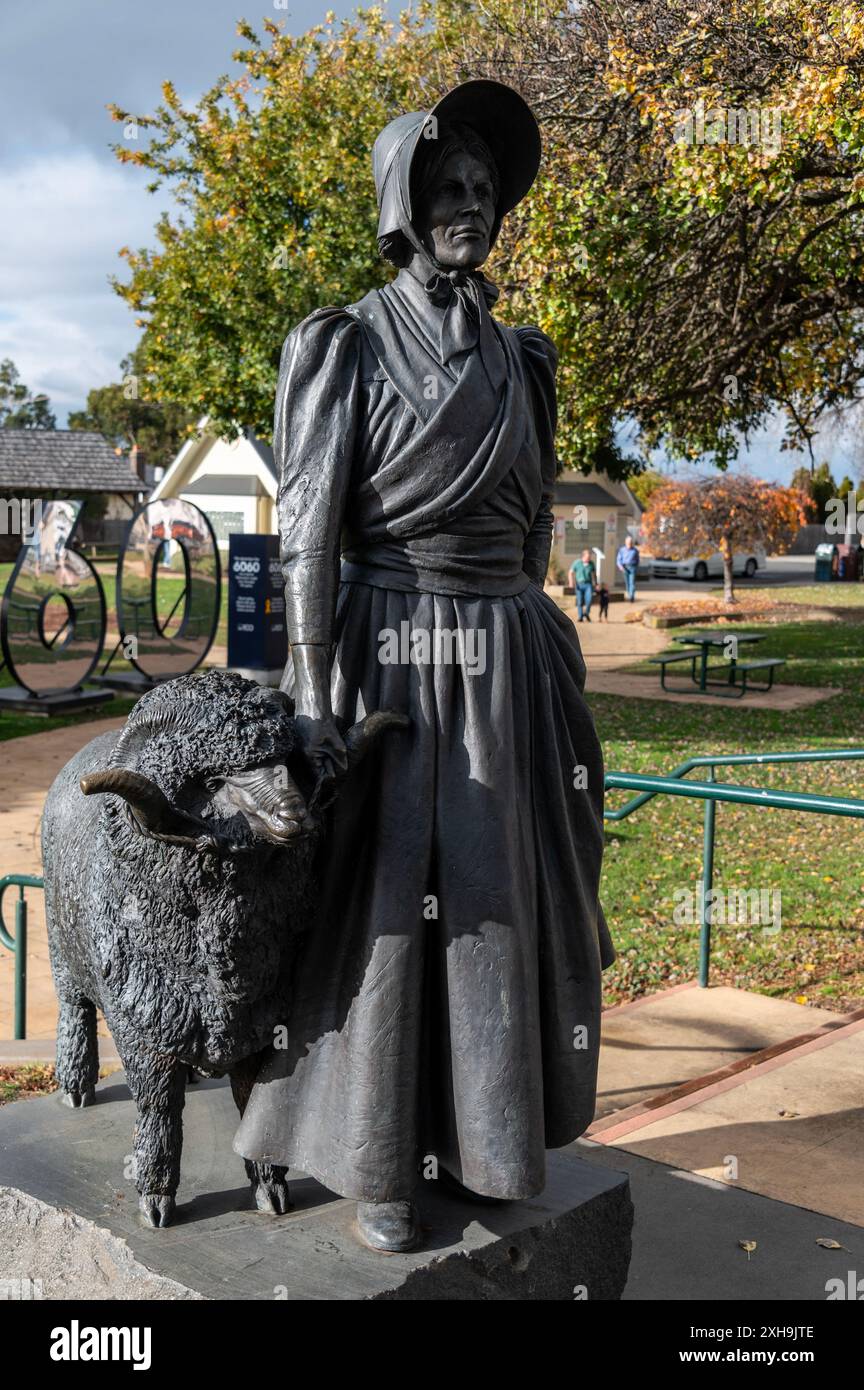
[63, 1087, 95, 1109]
[253, 1180, 292, 1215]
[139, 1194, 176, 1228]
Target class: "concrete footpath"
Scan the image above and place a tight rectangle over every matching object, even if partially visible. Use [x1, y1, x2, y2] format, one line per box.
[575, 1141, 862, 1301]
[575, 981, 864, 1300]
[586, 669, 840, 711]
[592, 984, 864, 1228]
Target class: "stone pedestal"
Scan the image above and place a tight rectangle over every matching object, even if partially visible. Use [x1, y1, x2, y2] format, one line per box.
[0, 1074, 632, 1301]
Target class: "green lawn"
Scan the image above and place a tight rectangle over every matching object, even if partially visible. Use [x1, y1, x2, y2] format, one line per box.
[593, 606, 864, 1012]
[0, 686, 138, 743]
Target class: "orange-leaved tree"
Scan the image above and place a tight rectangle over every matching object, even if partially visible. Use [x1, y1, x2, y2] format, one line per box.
[641, 477, 812, 605]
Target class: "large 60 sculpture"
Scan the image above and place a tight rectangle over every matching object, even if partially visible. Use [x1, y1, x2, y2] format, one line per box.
[0, 497, 221, 713]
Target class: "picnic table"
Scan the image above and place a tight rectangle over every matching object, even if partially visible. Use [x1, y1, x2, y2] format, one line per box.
[650, 630, 786, 697]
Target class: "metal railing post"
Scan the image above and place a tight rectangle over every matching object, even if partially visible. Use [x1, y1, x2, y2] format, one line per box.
[0, 874, 43, 1041]
[605, 750, 864, 992]
[698, 767, 716, 987]
[14, 891, 26, 1041]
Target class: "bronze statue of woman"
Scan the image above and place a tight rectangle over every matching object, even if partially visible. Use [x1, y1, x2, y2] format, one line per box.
[234, 79, 614, 1253]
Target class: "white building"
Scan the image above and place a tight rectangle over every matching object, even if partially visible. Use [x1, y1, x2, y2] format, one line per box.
[551, 472, 645, 586]
[150, 428, 277, 548]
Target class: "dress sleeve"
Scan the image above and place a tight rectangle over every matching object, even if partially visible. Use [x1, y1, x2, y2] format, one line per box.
[517, 326, 559, 587]
[274, 307, 361, 646]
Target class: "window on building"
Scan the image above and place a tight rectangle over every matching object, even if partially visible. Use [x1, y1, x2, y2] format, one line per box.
[205, 510, 245, 545]
[563, 520, 606, 556]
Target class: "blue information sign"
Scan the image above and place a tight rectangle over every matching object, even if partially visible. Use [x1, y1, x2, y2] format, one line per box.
[227, 533, 287, 674]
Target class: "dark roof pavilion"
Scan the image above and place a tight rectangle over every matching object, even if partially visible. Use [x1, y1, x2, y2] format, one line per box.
[0, 430, 141, 494]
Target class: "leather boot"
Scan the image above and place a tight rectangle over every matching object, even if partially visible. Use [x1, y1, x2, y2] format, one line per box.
[356, 1199, 421, 1253]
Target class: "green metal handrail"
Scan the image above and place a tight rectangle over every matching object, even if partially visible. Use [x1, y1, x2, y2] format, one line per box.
[604, 749, 864, 986]
[0, 874, 44, 1040]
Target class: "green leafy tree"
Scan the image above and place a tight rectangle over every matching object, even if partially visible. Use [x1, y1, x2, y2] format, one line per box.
[111, 0, 864, 479]
[0, 358, 56, 429]
[110, 8, 447, 441]
[627, 468, 667, 509]
[69, 347, 196, 472]
[790, 461, 840, 521]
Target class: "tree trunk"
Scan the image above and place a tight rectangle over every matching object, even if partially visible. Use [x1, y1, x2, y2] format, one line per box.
[720, 537, 736, 605]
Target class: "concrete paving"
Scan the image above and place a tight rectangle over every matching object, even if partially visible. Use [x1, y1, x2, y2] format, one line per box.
[547, 584, 685, 671]
[599, 1021, 864, 1227]
[586, 669, 840, 709]
[572, 1139, 864, 1301]
[596, 984, 847, 1118]
[594, 984, 864, 1229]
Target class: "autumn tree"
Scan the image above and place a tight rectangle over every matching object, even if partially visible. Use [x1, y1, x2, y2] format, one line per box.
[110, 0, 864, 478]
[640, 475, 813, 603]
[110, 7, 447, 440]
[455, 0, 864, 470]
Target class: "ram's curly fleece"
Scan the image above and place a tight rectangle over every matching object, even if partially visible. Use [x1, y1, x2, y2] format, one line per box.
[46, 669, 315, 1078]
[110, 668, 298, 795]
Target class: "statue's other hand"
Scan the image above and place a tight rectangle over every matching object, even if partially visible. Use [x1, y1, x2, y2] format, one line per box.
[294, 714, 348, 808]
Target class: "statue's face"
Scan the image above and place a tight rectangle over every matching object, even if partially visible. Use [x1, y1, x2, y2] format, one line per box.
[416, 148, 496, 270]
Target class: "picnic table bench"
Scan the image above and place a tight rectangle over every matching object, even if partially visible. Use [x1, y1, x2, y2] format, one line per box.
[727, 657, 785, 694]
[650, 649, 699, 689]
[649, 631, 786, 697]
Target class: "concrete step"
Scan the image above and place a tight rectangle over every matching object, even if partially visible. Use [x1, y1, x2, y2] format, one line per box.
[595, 984, 864, 1226]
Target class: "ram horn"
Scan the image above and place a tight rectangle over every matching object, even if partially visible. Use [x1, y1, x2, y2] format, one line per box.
[306, 711, 409, 815]
[344, 710, 410, 767]
[80, 769, 215, 846]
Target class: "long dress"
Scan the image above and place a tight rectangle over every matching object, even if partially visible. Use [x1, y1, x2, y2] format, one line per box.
[233, 262, 615, 1202]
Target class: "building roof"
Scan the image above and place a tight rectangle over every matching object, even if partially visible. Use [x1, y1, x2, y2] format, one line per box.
[151, 427, 277, 503]
[0, 430, 141, 494]
[244, 432, 276, 479]
[182, 474, 271, 497]
[553, 480, 622, 507]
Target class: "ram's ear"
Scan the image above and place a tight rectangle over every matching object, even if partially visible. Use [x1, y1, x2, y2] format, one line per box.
[80, 769, 218, 848]
[344, 711, 410, 768]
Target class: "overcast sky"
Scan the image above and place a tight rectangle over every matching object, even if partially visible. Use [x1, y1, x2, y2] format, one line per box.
[0, 1, 341, 423]
[0, 1, 845, 482]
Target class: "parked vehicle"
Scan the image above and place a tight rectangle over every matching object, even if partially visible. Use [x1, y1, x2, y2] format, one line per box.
[651, 549, 765, 581]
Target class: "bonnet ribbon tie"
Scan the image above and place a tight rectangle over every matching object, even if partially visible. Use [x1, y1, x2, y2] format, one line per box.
[423, 269, 500, 365]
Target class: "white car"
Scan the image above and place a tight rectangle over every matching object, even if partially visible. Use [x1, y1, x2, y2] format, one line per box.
[651, 549, 765, 581]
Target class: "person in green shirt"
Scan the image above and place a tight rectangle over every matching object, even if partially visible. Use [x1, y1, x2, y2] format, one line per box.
[569, 549, 597, 622]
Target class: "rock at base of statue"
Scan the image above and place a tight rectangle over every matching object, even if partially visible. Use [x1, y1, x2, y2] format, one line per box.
[0, 1072, 633, 1301]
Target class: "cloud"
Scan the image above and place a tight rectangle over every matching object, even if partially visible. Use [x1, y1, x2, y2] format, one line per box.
[0, 150, 170, 417]
[0, 2, 258, 417]
[0, 0, 253, 154]
[0, 0, 334, 422]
